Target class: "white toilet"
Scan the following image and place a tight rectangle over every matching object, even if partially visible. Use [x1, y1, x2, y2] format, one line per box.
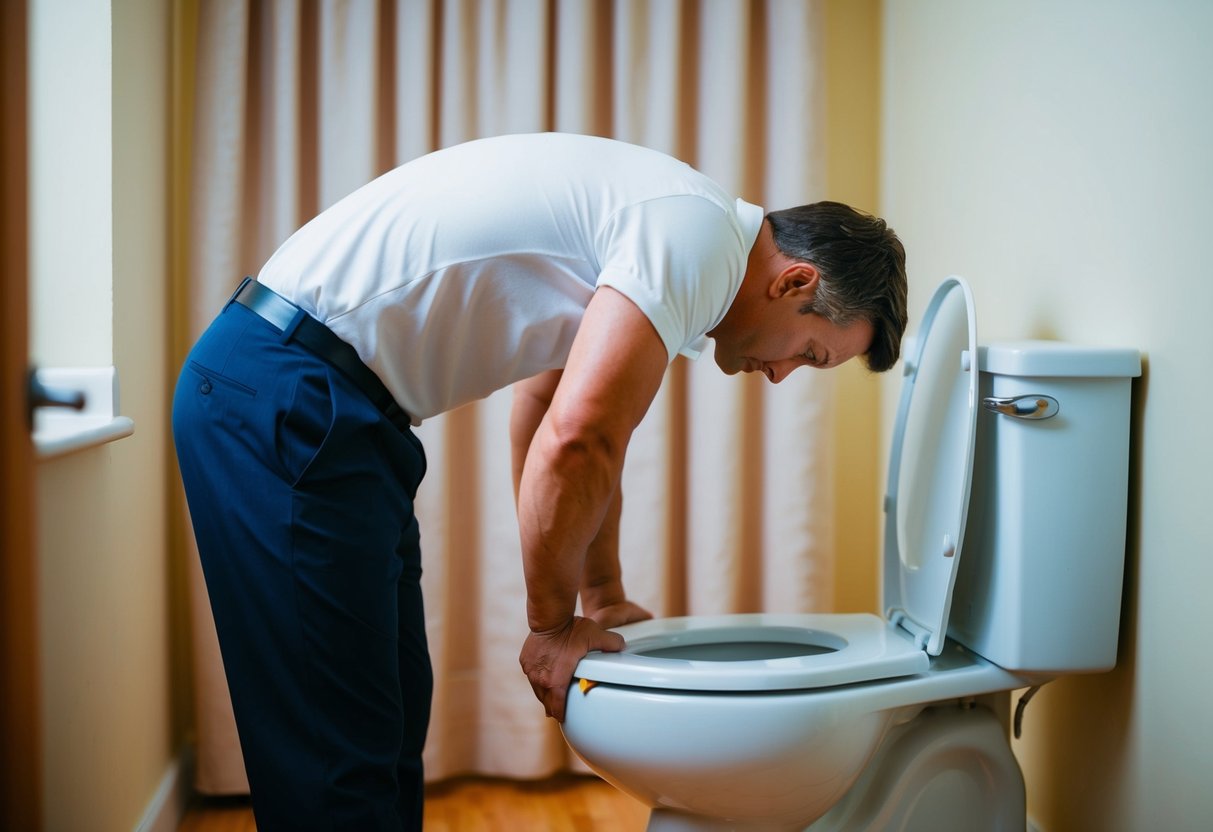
[561, 277, 1141, 832]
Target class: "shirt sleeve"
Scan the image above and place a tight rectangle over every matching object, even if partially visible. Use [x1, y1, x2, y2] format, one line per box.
[595, 195, 748, 363]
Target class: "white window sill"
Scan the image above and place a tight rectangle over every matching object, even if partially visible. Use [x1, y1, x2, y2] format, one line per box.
[35, 413, 134, 459]
[33, 367, 135, 461]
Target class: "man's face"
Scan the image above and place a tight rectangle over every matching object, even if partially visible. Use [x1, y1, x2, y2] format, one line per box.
[712, 299, 875, 383]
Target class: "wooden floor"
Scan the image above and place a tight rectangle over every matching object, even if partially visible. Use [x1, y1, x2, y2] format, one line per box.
[177, 774, 651, 831]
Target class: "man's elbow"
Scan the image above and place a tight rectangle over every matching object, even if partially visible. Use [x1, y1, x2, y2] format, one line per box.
[541, 411, 626, 474]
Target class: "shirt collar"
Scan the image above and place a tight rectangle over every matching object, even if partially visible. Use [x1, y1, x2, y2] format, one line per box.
[735, 198, 765, 256]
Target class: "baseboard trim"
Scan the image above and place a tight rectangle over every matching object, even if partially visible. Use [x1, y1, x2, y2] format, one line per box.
[134, 746, 194, 832]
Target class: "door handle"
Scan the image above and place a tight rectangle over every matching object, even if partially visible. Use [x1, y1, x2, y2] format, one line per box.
[27, 367, 86, 428]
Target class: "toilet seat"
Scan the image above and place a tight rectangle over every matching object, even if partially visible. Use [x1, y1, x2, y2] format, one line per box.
[575, 613, 929, 692]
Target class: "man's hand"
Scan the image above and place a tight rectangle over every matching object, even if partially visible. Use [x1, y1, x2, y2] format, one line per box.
[584, 599, 654, 630]
[520, 616, 625, 723]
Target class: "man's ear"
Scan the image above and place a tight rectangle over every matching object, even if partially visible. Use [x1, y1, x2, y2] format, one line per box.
[770, 262, 820, 299]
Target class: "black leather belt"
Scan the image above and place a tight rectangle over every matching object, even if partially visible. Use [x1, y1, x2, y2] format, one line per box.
[230, 277, 411, 429]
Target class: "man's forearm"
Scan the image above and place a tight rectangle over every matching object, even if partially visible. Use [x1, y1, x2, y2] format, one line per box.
[579, 485, 625, 613]
[511, 369, 563, 503]
[517, 416, 623, 633]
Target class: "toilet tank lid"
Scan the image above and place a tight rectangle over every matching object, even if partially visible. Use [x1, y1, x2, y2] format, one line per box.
[979, 341, 1142, 378]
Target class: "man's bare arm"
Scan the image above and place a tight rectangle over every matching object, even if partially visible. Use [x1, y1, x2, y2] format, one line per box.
[516, 286, 667, 721]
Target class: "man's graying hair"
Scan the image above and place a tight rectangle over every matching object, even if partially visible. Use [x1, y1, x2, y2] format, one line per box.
[766, 202, 908, 373]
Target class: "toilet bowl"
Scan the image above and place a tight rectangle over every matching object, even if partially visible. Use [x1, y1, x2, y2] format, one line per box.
[561, 277, 1141, 831]
[564, 617, 1027, 831]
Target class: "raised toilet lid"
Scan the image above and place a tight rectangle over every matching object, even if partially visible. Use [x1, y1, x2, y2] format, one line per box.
[881, 276, 978, 656]
[574, 278, 980, 693]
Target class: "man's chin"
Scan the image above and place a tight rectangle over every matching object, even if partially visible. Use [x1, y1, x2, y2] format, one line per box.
[715, 358, 741, 375]
[711, 348, 740, 375]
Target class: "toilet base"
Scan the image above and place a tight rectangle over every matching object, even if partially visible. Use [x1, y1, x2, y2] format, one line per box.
[646, 808, 799, 832]
[641, 703, 1024, 832]
[808, 702, 1025, 832]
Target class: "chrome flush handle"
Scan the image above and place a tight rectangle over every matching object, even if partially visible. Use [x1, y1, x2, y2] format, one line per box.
[981, 394, 1059, 420]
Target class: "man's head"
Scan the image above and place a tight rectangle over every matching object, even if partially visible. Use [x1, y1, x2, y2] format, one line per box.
[709, 202, 907, 381]
[766, 202, 907, 373]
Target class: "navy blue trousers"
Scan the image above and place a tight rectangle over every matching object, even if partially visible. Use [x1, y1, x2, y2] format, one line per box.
[173, 298, 431, 831]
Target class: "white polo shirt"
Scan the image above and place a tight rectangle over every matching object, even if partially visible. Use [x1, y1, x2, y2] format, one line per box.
[258, 133, 765, 424]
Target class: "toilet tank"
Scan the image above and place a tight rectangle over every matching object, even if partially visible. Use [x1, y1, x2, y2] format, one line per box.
[947, 341, 1141, 674]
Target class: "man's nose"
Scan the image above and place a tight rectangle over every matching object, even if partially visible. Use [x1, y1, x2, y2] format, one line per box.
[765, 360, 796, 384]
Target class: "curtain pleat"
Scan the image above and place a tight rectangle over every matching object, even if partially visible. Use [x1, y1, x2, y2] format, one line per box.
[318, 0, 381, 205]
[182, 0, 832, 790]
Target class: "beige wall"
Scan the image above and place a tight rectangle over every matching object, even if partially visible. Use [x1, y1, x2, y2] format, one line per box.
[881, 1, 1213, 829]
[32, 0, 176, 829]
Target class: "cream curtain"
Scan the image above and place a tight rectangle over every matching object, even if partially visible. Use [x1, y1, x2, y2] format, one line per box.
[181, 0, 838, 792]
